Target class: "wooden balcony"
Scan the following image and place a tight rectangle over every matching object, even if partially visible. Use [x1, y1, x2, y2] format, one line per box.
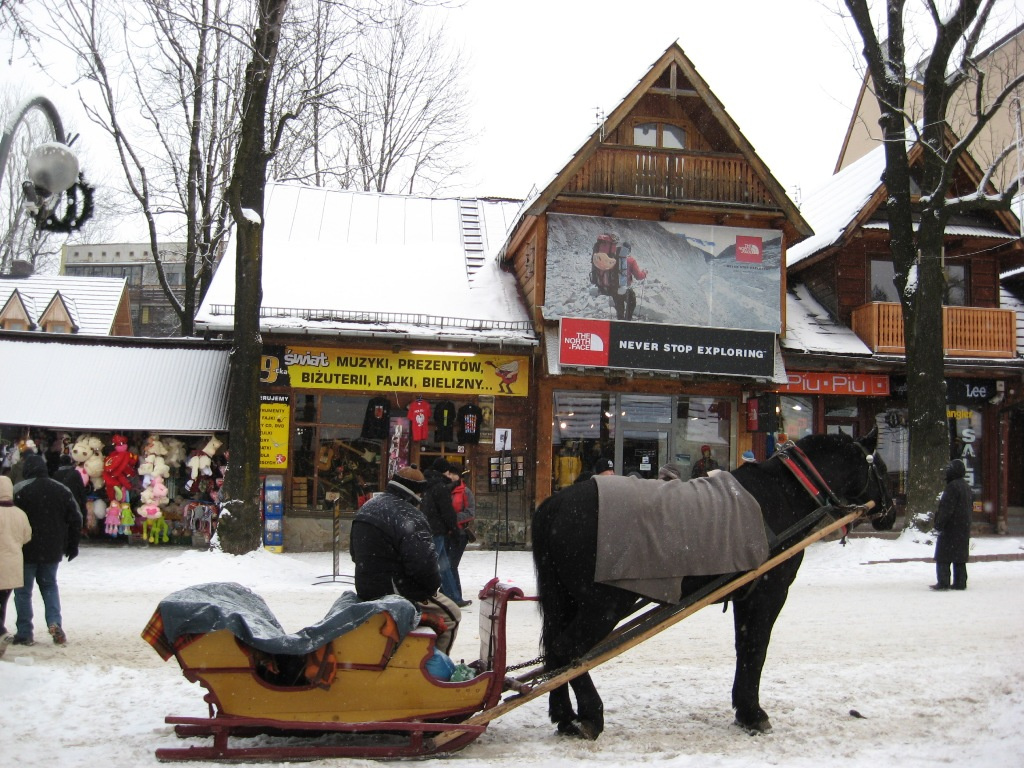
[561, 145, 775, 207]
[851, 302, 1018, 358]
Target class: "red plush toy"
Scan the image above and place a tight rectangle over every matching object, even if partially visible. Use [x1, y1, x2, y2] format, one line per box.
[103, 433, 138, 503]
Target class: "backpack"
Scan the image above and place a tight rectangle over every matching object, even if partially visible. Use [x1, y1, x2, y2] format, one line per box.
[590, 233, 619, 296]
[451, 483, 473, 529]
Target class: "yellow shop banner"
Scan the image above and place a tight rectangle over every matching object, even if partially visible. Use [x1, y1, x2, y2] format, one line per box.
[261, 345, 529, 397]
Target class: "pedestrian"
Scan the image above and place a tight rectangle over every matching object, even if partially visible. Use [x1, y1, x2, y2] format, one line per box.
[53, 454, 88, 532]
[691, 445, 720, 478]
[592, 457, 616, 477]
[348, 466, 461, 654]
[12, 453, 82, 646]
[0, 475, 32, 658]
[447, 468, 476, 608]
[931, 459, 973, 591]
[421, 458, 464, 606]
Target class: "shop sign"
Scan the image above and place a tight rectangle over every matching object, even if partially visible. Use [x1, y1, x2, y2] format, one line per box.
[259, 394, 290, 469]
[558, 317, 775, 378]
[777, 371, 889, 396]
[890, 376, 996, 404]
[948, 406, 982, 500]
[259, 345, 529, 397]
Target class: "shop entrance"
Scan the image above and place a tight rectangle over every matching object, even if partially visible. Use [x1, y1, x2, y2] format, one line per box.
[621, 430, 667, 478]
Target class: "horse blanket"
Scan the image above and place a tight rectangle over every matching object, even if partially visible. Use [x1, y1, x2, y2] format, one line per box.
[594, 472, 769, 603]
[152, 581, 418, 656]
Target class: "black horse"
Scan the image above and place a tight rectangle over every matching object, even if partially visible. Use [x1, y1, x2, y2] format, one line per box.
[531, 431, 894, 740]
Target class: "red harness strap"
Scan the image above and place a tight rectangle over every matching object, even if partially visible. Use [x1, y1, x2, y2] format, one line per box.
[774, 443, 843, 509]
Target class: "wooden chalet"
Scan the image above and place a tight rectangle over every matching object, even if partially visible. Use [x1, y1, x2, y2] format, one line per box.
[498, 43, 812, 501]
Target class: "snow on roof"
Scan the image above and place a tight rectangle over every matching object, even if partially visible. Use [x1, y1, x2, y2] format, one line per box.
[783, 283, 873, 356]
[0, 275, 127, 335]
[195, 183, 536, 347]
[787, 144, 887, 269]
[0, 335, 230, 432]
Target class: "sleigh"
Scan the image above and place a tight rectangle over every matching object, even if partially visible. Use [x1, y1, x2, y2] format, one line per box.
[146, 502, 872, 761]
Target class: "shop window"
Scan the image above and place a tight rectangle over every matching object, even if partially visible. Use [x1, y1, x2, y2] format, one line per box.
[825, 397, 857, 437]
[778, 396, 812, 440]
[291, 394, 384, 512]
[552, 392, 613, 488]
[673, 396, 732, 477]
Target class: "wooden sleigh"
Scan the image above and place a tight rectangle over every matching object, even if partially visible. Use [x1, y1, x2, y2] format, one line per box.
[147, 505, 870, 762]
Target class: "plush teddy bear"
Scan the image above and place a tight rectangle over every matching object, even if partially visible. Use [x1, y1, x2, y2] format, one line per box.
[103, 434, 138, 504]
[72, 434, 107, 491]
[163, 437, 186, 469]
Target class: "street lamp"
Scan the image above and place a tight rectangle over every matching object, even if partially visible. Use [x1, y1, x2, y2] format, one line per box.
[0, 95, 93, 275]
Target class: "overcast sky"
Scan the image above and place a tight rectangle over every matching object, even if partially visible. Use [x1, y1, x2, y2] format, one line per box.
[440, 0, 868, 203]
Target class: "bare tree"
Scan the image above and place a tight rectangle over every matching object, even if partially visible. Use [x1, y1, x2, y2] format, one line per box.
[216, 0, 291, 554]
[38, 0, 244, 336]
[341, 1, 470, 194]
[843, 0, 1023, 528]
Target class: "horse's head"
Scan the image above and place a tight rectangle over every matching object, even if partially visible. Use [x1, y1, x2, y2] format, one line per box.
[794, 430, 896, 530]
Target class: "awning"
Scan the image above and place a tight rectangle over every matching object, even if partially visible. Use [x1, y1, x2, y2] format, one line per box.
[0, 336, 231, 433]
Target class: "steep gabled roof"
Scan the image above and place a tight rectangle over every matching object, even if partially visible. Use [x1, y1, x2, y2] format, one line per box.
[39, 291, 81, 332]
[0, 288, 37, 329]
[0, 275, 129, 335]
[522, 42, 811, 238]
[789, 134, 1022, 271]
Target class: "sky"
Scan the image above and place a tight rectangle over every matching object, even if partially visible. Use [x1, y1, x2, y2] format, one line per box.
[439, 0, 868, 202]
[1, 532, 1022, 766]
[6, 0, 1024, 238]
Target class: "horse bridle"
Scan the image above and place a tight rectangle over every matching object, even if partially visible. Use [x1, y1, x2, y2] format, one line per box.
[774, 441, 894, 524]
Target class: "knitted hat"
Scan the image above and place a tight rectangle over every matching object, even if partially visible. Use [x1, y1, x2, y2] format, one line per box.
[431, 457, 459, 475]
[390, 466, 427, 494]
[742, 450, 756, 463]
[700, 444, 711, 453]
[593, 457, 615, 475]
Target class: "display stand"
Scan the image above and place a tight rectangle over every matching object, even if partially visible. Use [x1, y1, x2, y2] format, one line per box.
[314, 495, 351, 586]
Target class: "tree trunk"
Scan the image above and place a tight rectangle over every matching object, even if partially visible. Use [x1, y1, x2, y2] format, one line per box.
[216, 0, 289, 555]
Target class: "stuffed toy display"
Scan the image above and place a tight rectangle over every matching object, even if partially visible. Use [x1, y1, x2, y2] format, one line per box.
[103, 434, 137, 504]
[72, 434, 106, 490]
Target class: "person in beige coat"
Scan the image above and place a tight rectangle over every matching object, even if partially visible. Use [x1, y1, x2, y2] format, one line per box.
[0, 475, 33, 657]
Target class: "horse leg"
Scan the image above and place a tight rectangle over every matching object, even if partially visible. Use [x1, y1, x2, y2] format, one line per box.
[544, 595, 628, 740]
[730, 556, 802, 733]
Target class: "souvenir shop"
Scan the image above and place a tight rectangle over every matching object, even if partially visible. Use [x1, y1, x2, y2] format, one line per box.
[0, 334, 232, 548]
[258, 341, 534, 545]
[0, 428, 229, 547]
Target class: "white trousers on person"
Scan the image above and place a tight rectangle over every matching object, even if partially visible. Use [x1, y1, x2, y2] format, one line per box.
[415, 591, 461, 655]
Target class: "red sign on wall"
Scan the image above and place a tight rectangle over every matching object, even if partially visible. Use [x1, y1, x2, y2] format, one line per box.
[735, 235, 763, 263]
[777, 371, 890, 396]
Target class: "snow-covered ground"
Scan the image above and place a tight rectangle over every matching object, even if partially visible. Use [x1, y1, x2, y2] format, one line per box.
[2, 533, 1022, 767]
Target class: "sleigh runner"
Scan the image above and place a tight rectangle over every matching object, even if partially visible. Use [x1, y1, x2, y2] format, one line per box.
[145, 494, 877, 761]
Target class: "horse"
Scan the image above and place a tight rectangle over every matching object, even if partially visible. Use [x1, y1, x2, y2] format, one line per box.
[531, 431, 894, 740]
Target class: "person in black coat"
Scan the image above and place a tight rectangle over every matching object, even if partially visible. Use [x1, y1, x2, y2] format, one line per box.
[932, 459, 973, 591]
[420, 459, 464, 605]
[349, 466, 461, 653]
[12, 454, 82, 645]
[53, 455, 88, 533]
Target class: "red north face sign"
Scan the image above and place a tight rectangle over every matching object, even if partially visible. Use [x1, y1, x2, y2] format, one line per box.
[559, 318, 610, 367]
[735, 235, 763, 263]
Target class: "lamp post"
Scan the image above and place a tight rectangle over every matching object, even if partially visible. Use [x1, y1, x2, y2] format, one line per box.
[0, 95, 93, 276]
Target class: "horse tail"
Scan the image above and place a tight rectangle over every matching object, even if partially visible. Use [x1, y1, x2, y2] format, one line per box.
[532, 492, 570, 659]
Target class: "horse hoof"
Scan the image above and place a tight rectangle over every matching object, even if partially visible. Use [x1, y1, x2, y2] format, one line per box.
[735, 716, 772, 734]
[557, 719, 601, 741]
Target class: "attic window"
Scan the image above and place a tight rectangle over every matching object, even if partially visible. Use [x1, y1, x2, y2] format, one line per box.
[45, 321, 69, 333]
[633, 122, 686, 150]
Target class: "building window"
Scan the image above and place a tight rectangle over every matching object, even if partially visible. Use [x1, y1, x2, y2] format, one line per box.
[633, 121, 686, 150]
[870, 259, 968, 305]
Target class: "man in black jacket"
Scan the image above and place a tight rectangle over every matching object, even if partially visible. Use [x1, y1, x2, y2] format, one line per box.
[931, 459, 973, 591]
[349, 466, 461, 653]
[13, 454, 82, 646]
[420, 459, 465, 605]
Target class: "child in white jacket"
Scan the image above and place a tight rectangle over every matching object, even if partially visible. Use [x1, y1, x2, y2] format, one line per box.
[0, 474, 32, 657]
